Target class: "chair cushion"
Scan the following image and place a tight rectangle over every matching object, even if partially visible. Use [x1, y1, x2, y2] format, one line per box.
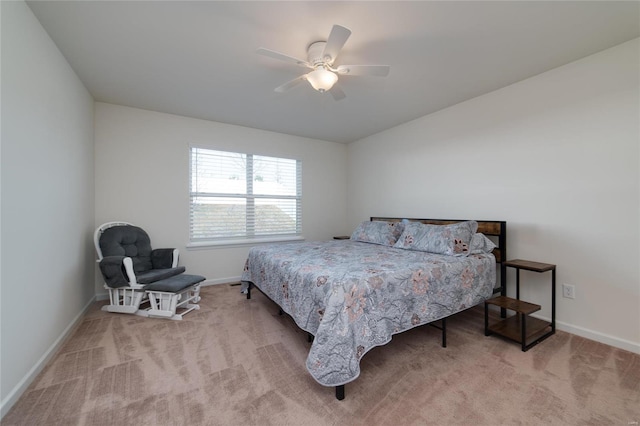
[99, 256, 130, 288]
[136, 267, 186, 284]
[145, 274, 206, 293]
[151, 248, 176, 270]
[100, 225, 153, 272]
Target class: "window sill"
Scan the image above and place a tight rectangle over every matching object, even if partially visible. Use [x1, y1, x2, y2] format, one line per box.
[186, 236, 304, 250]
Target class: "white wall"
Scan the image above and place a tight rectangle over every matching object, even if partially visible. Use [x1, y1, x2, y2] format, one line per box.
[347, 39, 640, 352]
[94, 103, 348, 294]
[0, 0, 95, 415]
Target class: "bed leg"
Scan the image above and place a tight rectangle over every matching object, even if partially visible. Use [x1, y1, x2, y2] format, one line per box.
[246, 283, 251, 300]
[484, 302, 490, 336]
[441, 317, 447, 348]
[307, 332, 313, 343]
[336, 385, 345, 400]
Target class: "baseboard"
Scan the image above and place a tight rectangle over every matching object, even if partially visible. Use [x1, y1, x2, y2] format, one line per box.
[95, 291, 109, 301]
[201, 276, 241, 286]
[0, 295, 97, 418]
[531, 313, 639, 355]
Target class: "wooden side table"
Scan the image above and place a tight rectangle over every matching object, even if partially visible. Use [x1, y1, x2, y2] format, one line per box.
[485, 259, 556, 351]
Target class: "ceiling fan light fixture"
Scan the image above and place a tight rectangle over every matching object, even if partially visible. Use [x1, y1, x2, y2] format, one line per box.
[306, 67, 338, 92]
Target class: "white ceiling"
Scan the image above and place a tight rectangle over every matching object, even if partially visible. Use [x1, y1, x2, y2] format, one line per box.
[27, 1, 639, 144]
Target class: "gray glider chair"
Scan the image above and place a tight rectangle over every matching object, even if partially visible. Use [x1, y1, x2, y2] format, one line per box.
[95, 222, 205, 320]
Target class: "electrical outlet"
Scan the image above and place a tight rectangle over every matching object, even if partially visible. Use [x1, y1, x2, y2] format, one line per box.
[562, 284, 575, 299]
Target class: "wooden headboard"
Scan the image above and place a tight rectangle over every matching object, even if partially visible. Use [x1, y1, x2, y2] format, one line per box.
[370, 217, 507, 295]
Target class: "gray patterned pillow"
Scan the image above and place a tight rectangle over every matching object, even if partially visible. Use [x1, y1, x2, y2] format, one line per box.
[393, 221, 478, 256]
[469, 233, 497, 254]
[350, 221, 405, 246]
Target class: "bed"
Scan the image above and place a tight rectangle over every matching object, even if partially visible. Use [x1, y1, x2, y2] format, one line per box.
[241, 217, 507, 400]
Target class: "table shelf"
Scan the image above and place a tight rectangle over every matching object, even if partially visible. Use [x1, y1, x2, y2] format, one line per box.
[485, 259, 556, 351]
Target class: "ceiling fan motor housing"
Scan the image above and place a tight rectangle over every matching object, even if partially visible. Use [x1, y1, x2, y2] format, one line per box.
[307, 41, 331, 66]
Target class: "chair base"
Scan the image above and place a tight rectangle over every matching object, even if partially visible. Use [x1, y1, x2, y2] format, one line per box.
[102, 283, 201, 321]
[147, 284, 201, 320]
[103, 287, 148, 315]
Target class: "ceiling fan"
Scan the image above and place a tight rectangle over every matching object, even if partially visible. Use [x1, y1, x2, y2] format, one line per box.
[257, 25, 390, 101]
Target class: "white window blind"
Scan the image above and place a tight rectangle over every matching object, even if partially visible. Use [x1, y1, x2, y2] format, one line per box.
[189, 147, 302, 243]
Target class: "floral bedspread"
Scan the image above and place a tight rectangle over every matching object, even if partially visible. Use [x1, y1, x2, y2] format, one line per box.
[241, 240, 496, 387]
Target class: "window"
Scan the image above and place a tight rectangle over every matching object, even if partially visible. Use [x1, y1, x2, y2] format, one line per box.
[189, 147, 302, 244]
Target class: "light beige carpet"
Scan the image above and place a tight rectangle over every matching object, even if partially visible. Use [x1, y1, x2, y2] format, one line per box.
[4, 284, 639, 425]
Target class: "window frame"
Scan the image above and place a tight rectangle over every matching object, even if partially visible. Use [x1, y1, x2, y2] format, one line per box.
[187, 146, 303, 248]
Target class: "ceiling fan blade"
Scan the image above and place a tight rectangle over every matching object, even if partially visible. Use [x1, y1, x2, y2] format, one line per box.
[336, 65, 390, 77]
[257, 48, 311, 68]
[274, 75, 307, 93]
[322, 25, 351, 64]
[329, 85, 346, 101]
